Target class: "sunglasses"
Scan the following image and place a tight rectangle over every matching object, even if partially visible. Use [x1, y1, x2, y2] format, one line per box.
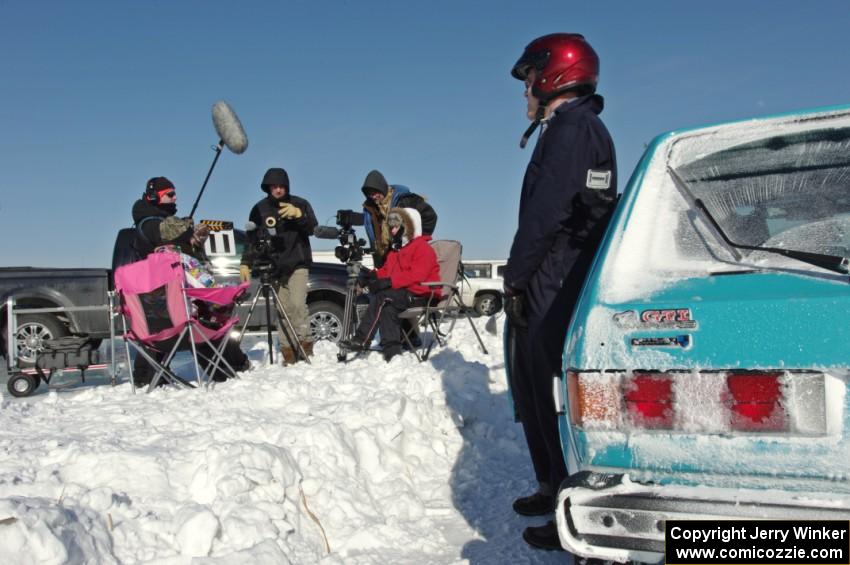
[161, 191, 176, 198]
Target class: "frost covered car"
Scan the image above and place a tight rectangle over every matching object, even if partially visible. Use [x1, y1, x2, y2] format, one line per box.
[550, 105, 850, 562]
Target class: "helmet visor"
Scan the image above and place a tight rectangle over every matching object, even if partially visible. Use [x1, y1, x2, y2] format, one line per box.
[511, 49, 549, 80]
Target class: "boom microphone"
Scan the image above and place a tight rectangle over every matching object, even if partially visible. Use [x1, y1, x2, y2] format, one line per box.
[314, 225, 341, 239]
[189, 100, 250, 218]
[212, 100, 248, 154]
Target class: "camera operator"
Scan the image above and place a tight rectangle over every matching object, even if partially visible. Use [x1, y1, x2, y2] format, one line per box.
[130, 176, 250, 386]
[339, 207, 440, 362]
[240, 167, 318, 364]
[360, 169, 437, 268]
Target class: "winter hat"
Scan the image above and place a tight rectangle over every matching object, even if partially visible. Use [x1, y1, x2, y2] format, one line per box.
[261, 167, 290, 193]
[362, 169, 389, 198]
[144, 176, 175, 202]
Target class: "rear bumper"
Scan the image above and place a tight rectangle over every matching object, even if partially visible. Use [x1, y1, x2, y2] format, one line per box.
[555, 471, 850, 564]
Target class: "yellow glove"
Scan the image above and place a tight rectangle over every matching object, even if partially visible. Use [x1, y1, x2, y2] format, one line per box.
[239, 264, 251, 283]
[278, 202, 303, 220]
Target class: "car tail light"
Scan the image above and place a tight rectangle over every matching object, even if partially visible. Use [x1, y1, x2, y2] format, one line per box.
[725, 373, 786, 431]
[624, 373, 674, 429]
[568, 371, 620, 428]
[566, 370, 822, 435]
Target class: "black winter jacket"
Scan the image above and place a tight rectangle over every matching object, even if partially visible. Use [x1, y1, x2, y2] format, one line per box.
[241, 194, 318, 276]
[504, 94, 617, 298]
[131, 199, 194, 257]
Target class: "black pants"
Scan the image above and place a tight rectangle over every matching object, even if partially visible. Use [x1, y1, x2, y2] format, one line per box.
[511, 245, 599, 490]
[354, 288, 428, 350]
[511, 310, 571, 489]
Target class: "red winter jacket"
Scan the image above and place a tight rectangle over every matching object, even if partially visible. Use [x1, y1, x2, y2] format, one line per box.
[376, 236, 441, 297]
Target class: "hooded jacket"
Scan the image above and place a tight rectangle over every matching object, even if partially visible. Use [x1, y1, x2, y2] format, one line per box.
[375, 208, 441, 297]
[241, 193, 318, 276]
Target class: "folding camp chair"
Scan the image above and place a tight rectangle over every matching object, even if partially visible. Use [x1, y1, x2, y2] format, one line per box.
[398, 240, 488, 361]
[113, 251, 248, 393]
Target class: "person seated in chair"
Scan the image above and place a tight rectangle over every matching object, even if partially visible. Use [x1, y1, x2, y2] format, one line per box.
[130, 177, 250, 385]
[340, 207, 441, 362]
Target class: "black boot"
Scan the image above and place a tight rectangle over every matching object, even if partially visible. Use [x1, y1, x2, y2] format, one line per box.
[512, 491, 554, 516]
[382, 343, 402, 362]
[522, 520, 564, 551]
[339, 337, 368, 352]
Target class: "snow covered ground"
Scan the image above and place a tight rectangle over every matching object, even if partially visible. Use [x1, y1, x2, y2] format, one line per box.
[0, 319, 570, 564]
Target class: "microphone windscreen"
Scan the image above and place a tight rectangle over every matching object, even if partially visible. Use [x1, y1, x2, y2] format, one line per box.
[314, 225, 341, 239]
[244, 221, 258, 232]
[212, 100, 248, 154]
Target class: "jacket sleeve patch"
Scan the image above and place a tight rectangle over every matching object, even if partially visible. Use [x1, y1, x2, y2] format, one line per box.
[586, 169, 612, 190]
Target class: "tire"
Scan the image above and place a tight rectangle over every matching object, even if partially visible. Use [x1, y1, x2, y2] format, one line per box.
[7, 373, 39, 397]
[13, 314, 69, 367]
[308, 300, 345, 343]
[474, 293, 502, 317]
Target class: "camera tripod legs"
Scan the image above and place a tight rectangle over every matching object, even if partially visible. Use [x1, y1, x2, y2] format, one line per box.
[237, 282, 310, 365]
[337, 261, 363, 363]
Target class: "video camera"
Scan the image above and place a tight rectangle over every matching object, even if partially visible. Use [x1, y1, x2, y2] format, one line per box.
[244, 217, 279, 272]
[314, 209, 370, 264]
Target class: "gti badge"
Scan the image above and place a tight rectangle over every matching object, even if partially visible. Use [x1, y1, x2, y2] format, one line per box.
[640, 308, 697, 329]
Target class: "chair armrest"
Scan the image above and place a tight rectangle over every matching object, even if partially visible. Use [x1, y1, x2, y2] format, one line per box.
[422, 281, 457, 291]
[185, 282, 249, 305]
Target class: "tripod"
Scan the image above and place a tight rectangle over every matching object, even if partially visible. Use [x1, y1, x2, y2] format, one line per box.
[337, 259, 363, 362]
[237, 264, 310, 365]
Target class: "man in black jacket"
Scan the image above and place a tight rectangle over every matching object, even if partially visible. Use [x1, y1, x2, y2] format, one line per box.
[130, 176, 249, 385]
[240, 168, 318, 364]
[132, 177, 207, 256]
[503, 34, 618, 551]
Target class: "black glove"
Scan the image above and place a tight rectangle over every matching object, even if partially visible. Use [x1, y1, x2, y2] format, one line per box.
[358, 268, 377, 288]
[368, 277, 392, 293]
[504, 293, 528, 329]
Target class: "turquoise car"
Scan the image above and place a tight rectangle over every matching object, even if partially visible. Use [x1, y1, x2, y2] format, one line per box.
[548, 105, 850, 562]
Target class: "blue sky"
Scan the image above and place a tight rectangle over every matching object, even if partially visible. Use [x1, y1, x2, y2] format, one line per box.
[2, 0, 850, 267]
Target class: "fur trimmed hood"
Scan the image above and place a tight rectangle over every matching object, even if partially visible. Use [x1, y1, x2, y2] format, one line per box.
[387, 207, 422, 246]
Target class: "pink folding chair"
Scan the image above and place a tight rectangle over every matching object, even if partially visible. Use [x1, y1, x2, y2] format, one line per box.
[113, 251, 248, 392]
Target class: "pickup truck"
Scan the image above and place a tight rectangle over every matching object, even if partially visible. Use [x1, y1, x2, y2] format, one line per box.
[459, 260, 506, 316]
[2, 227, 356, 365]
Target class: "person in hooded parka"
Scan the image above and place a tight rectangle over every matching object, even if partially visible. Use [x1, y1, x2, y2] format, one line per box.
[340, 207, 440, 362]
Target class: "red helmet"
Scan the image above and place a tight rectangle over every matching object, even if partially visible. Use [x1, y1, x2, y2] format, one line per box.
[512, 33, 599, 102]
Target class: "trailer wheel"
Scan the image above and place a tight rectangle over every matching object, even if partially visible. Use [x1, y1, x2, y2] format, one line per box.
[7, 373, 40, 397]
[14, 314, 69, 367]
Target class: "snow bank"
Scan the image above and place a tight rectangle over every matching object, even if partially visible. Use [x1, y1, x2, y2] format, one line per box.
[0, 320, 567, 564]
